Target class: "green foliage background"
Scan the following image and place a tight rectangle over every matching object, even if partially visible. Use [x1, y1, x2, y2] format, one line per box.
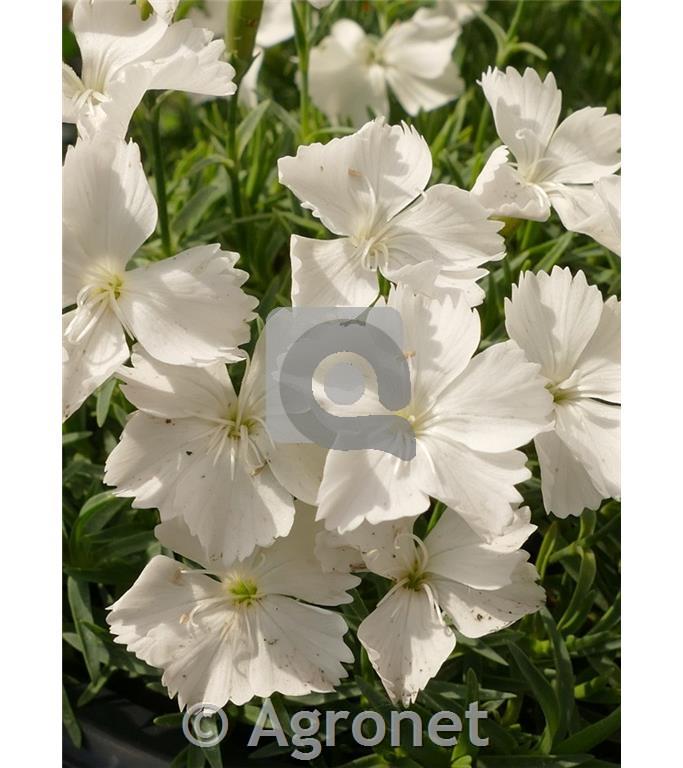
[63, 1, 621, 765]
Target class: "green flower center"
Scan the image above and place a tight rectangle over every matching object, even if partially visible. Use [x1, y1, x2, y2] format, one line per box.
[403, 564, 427, 591]
[547, 381, 576, 404]
[227, 578, 260, 606]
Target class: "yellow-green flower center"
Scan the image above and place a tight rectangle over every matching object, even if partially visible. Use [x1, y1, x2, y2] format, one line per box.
[403, 563, 427, 591]
[227, 578, 260, 606]
[547, 381, 576, 404]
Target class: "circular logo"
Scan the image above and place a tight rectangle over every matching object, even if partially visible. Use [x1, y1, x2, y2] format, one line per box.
[182, 702, 229, 748]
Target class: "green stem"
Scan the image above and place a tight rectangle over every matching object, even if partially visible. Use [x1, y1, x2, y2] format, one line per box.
[293, 1, 312, 142]
[150, 105, 171, 258]
[226, 96, 245, 249]
[226, 0, 264, 84]
[375, 0, 389, 35]
[469, 104, 491, 186]
[224, 1, 263, 253]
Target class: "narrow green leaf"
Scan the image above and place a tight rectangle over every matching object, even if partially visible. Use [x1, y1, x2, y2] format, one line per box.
[77, 672, 110, 706]
[478, 757, 594, 768]
[67, 576, 106, 683]
[508, 643, 560, 753]
[154, 712, 184, 727]
[508, 41, 548, 60]
[237, 99, 271, 157]
[536, 521, 559, 578]
[554, 707, 621, 754]
[174, 181, 226, 236]
[187, 743, 206, 768]
[95, 378, 117, 427]
[558, 549, 597, 633]
[62, 685, 82, 748]
[62, 431, 92, 446]
[540, 608, 575, 744]
[73, 491, 128, 542]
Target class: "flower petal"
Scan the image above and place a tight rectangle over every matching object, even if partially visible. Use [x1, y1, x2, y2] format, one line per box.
[480, 67, 561, 174]
[315, 529, 368, 575]
[381, 14, 463, 115]
[471, 146, 551, 221]
[419, 431, 529, 539]
[108, 412, 296, 562]
[594, 175, 621, 254]
[187, 0, 226, 38]
[145, 20, 236, 96]
[256, 0, 295, 47]
[573, 295, 620, 402]
[290, 235, 378, 307]
[155, 517, 214, 569]
[543, 107, 620, 184]
[387, 59, 464, 117]
[63, 306, 128, 421]
[432, 340, 553, 453]
[278, 118, 432, 237]
[246, 596, 353, 699]
[308, 20, 388, 126]
[163, 606, 255, 709]
[106, 554, 226, 672]
[425, 508, 530, 589]
[268, 442, 328, 506]
[554, 398, 620, 501]
[118, 244, 256, 366]
[104, 412, 211, 512]
[504, 266, 604, 384]
[149, 0, 179, 23]
[358, 586, 455, 706]
[384, 183, 504, 299]
[253, 502, 360, 604]
[62, 63, 84, 124]
[83, 63, 155, 140]
[63, 138, 157, 300]
[432, 561, 545, 639]
[316, 448, 431, 533]
[117, 347, 235, 420]
[388, 287, 481, 405]
[535, 430, 604, 518]
[319, 517, 418, 580]
[548, 179, 621, 255]
[72, 0, 168, 92]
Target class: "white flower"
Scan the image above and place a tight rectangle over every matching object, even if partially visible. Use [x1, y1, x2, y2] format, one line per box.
[421, 0, 487, 27]
[104, 336, 327, 563]
[62, 0, 236, 138]
[107, 504, 358, 709]
[278, 118, 505, 307]
[189, 0, 330, 49]
[505, 267, 621, 518]
[189, 0, 290, 48]
[62, 137, 256, 420]
[315, 285, 554, 539]
[551, 176, 621, 256]
[472, 67, 621, 252]
[148, 0, 179, 24]
[339, 507, 544, 705]
[187, 0, 329, 108]
[308, 13, 463, 126]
